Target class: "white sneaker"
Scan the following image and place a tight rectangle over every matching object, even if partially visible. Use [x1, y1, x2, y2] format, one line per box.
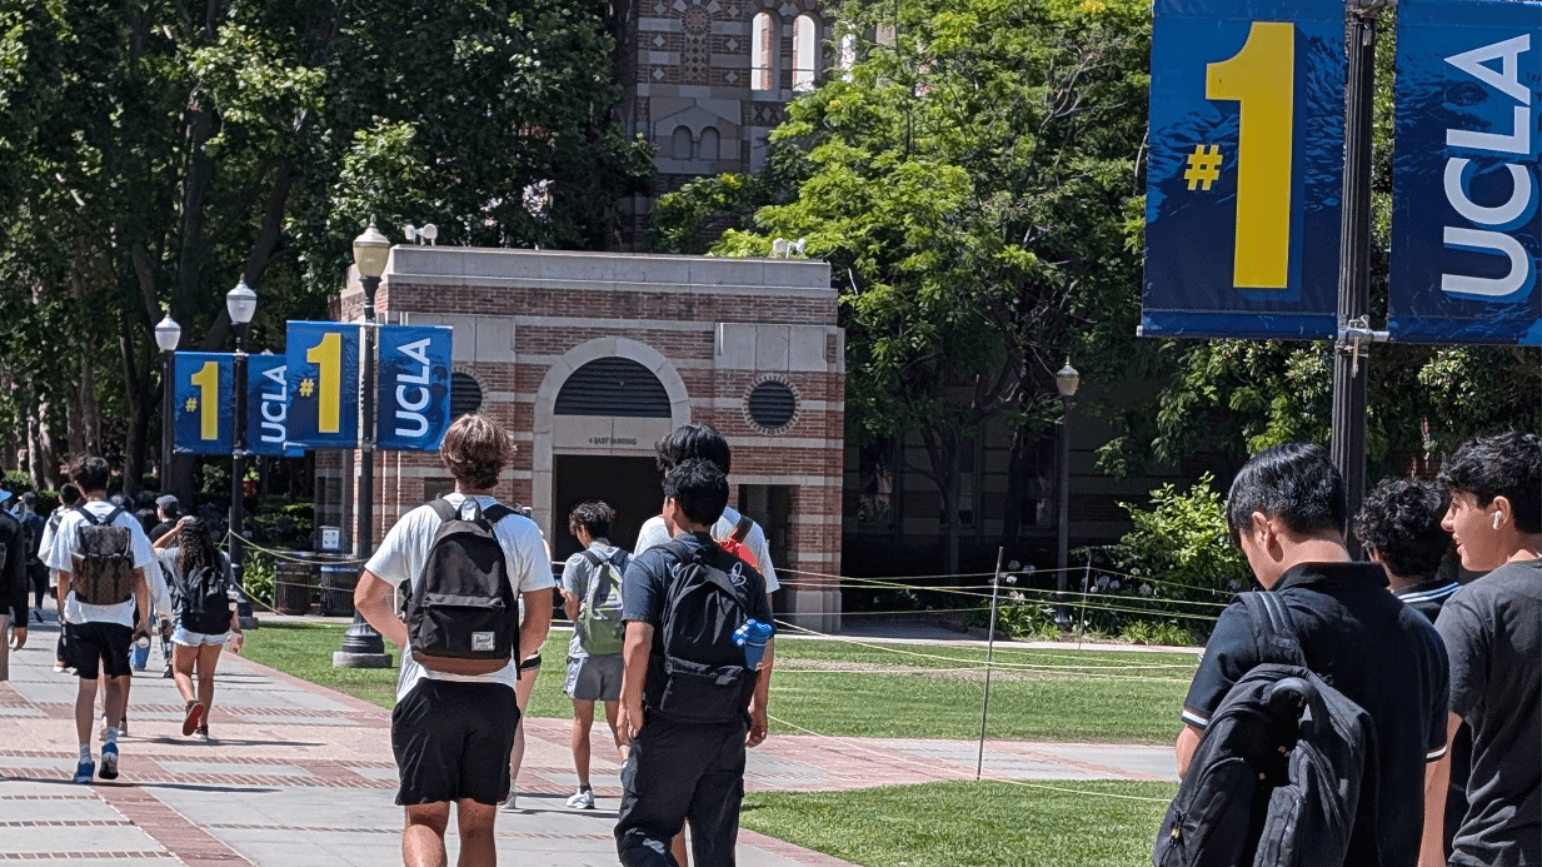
[566, 788, 595, 810]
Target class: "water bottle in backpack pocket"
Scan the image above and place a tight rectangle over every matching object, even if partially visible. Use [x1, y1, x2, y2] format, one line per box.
[71, 508, 136, 606]
[646, 540, 759, 724]
[405, 499, 520, 677]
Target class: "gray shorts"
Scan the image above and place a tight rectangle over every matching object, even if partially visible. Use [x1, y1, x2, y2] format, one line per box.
[565, 654, 624, 702]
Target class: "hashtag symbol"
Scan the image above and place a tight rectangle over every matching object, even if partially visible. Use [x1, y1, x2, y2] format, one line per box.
[184, 397, 197, 413]
[299, 378, 315, 398]
[1184, 144, 1223, 191]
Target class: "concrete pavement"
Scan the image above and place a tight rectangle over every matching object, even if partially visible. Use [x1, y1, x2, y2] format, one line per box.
[0, 613, 1175, 866]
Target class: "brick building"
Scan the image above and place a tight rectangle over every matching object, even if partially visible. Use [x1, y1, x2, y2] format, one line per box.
[317, 245, 845, 629]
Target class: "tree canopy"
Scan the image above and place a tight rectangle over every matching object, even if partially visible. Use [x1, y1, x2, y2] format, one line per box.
[0, 0, 652, 493]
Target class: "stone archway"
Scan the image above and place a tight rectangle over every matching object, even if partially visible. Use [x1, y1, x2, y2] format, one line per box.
[530, 337, 691, 536]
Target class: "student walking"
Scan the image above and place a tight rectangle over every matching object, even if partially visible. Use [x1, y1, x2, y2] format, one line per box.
[559, 501, 629, 810]
[615, 459, 774, 867]
[0, 491, 29, 682]
[42, 456, 154, 784]
[39, 484, 83, 674]
[154, 518, 242, 740]
[1422, 431, 1541, 867]
[14, 492, 47, 622]
[353, 414, 553, 867]
[1172, 444, 1448, 866]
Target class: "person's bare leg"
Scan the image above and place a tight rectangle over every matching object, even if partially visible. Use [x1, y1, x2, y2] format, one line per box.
[101, 676, 127, 735]
[601, 699, 627, 762]
[571, 699, 595, 788]
[670, 827, 689, 867]
[403, 802, 451, 867]
[195, 643, 221, 718]
[117, 674, 131, 727]
[455, 799, 500, 867]
[172, 644, 198, 705]
[508, 667, 539, 788]
[74, 676, 98, 745]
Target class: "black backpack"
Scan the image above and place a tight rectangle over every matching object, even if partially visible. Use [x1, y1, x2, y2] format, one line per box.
[71, 507, 136, 606]
[175, 559, 233, 635]
[1155, 592, 1379, 867]
[405, 498, 519, 676]
[647, 539, 760, 724]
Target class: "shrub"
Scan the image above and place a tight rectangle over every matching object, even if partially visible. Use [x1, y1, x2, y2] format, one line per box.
[240, 551, 276, 610]
[1110, 473, 1252, 605]
[1118, 619, 1195, 647]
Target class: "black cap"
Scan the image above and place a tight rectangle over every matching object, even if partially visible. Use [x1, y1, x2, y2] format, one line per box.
[156, 494, 182, 516]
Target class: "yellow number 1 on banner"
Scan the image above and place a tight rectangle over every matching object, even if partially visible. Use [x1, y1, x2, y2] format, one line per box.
[189, 361, 220, 442]
[306, 331, 343, 434]
[1207, 21, 1293, 290]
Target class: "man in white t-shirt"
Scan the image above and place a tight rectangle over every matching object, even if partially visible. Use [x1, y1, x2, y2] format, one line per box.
[354, 414, 553, 867]
[43, 456, 153, 785]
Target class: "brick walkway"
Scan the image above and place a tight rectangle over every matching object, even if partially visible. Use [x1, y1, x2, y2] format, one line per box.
[0, 615, 1174, 866]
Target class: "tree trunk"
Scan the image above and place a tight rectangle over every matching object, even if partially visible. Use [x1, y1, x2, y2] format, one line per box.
[1002, 425, 1031, 549]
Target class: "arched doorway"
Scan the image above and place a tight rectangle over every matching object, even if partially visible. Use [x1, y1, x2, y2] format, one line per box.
[531, 338, 690, 558]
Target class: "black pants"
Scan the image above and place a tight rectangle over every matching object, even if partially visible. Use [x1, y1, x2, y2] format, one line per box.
[29, 563, 46, 610]
[615, 714, 749, 867]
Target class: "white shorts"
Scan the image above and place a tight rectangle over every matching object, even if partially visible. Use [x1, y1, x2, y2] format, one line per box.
[172, 626, 228, 647]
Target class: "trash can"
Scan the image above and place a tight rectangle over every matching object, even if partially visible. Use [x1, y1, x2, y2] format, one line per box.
[273, 558, 314, 616]
[319, 562, 360, 617]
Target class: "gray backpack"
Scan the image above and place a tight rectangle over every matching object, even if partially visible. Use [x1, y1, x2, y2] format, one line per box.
[71, 507, 136, 606]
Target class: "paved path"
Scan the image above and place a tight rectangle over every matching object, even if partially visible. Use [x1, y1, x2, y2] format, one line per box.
[0, 615, 1175, 866]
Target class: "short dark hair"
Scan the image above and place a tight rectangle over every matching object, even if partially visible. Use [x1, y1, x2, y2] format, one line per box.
[568, 501, 615, 540]
[1438, 431, 1542, 534]
[655, 423, 732, 476]
[59, 483, 83, 507]
[1226, 443, 1348, 544]
[68, 455, 111, 493]
[663, 458, 729, 528]
[439, 414, 513, 491]
[1353, 478, 1450, 580]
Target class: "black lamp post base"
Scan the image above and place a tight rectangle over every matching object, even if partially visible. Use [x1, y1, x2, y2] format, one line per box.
[333, 615, 391, 669]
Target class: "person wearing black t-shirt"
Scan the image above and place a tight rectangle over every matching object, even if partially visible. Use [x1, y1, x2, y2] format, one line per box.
[1177, 444, 1448, 867]
[1423, 432, 1542, 867]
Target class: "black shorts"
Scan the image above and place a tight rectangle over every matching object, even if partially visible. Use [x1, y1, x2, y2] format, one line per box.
[392, 679, 519, 806]
[65, 621, 133, 680]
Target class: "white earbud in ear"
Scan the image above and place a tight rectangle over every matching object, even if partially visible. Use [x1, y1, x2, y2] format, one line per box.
[1493, 512, 1503, 530]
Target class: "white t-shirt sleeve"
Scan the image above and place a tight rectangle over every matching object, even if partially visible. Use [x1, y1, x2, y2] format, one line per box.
[119, 514, 154, 570]
[364, 512, 421, 589]
[634, 515, 669, 554]
[511, 522, 556, 594]
[42, 512, 77, 573]
[746, 522, 780, 592]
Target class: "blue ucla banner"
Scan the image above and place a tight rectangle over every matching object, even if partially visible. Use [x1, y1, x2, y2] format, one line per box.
[1390, 0, 1542, 345]
[1143, 0, 1345, 339]
[247, 354, 303, 457]
[286, 321, 361, 449]
[377, 325, 453, 452]
[174, 353, 235, 455]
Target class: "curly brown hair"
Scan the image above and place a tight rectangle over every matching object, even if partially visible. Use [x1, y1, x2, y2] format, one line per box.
[176, 518, 222, 579]
[440, 413, 513, 491]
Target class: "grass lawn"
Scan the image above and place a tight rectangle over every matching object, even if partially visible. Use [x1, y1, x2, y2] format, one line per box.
[244, 621, 1197, 743]
[740, 780, 1175, 867]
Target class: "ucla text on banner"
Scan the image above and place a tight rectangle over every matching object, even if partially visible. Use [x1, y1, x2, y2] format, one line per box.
[1390, 0, 1542, 345]
[247, 353, 303, 457]
[174, 353, 234, 455]
[285, 321, 361, 449]
[1142, 0, 1345, 339]
[377, 325, 453, 452]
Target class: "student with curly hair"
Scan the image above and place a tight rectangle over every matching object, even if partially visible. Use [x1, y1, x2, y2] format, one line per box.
[1353, 478, 1457, 618]
[154, 517, 241, 740]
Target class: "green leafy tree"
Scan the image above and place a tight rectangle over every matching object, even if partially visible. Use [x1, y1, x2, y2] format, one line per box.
[659, 0, 1153, 572]
[0, 0, 652, 494]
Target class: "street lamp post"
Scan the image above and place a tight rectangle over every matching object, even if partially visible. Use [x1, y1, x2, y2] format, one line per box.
[226, 283, 258, 598]
[1054, 360, 1080, 629]
[335, 219, 392, 668]
[154, 315, 181, 492]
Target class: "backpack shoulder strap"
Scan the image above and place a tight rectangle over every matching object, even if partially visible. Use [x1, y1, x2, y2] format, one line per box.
[579, 549, 606, 567]
[77, 508, 101, 527]
[427, 498, 460, 523]
[102, 506, 126, 528]
[1239, 591, 1307, 667]
[731, 514, 753, 544]
[481, 504, 514, 525]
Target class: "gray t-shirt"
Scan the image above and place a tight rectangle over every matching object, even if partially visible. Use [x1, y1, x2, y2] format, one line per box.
[1435, 558, 1541, 867]
[560, 540, 626, 660]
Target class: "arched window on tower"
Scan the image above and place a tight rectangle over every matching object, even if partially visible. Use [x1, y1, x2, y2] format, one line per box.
[671, 126, 694, 160]
[792, 15, 817, 91]
[751, 12, 777, 92]
[699, 127, 720, 161]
